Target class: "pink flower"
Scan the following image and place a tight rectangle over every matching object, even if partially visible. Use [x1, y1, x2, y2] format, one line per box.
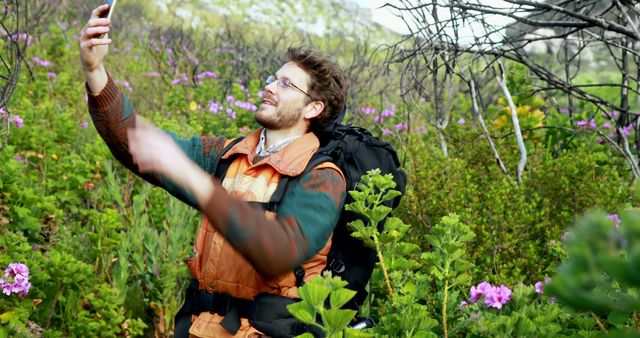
[11, 115, 23, 128]
[143, 72, 160, 77]
[32, 57, 52, 67]
[0, 107, 5, 116]
[382, 128, 393, 136]
[458, 118, 466, 125]
[80, 121, 89, 129]
[469, 281, 493, 302]
[459, 300, 468, 308]
[196, 71, 217, 80]
[535, 281, 544, 294]
[602, 122, 612, 130]
[2, 263, 31, 297]
[485, 285, 512, 309]
[381, 109, 395, 118]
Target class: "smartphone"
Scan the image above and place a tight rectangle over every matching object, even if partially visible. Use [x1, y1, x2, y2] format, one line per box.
[99, 0, 117, 20]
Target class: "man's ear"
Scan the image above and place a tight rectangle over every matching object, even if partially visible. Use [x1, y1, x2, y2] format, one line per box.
[304, 101, 325, 119]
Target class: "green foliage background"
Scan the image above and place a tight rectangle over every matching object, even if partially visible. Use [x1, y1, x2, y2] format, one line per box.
[0, 0, 636, 336]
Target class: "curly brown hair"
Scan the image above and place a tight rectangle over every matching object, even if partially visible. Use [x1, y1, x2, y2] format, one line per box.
[285, 47, 349, 133]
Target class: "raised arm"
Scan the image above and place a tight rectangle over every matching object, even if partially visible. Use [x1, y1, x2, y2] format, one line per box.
[80, 5, 226, 208]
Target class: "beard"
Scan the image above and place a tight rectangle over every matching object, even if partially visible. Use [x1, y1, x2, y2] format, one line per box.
[255, 101, 305, 130]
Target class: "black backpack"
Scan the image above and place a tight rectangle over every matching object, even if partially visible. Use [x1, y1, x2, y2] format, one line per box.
[212, 123, 406, 311]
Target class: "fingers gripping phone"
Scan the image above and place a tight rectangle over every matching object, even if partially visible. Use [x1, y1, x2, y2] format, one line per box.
[99, 0, 117, 20]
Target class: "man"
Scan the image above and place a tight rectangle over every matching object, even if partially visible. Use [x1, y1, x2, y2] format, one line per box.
[80, 4, 348, 337]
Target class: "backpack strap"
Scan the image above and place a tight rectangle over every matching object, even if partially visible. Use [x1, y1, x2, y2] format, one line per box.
[212, 137, 244, 180]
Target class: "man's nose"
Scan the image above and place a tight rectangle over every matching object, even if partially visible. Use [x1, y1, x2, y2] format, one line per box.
[264, 81, 278, 95]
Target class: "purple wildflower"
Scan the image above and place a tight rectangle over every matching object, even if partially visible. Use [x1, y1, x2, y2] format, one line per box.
[47, 72, 57, 80]
[380, 109, 395, 118]
[80, 121, 89, 129]
[226, 108, 236, 120]
[622, 125, 633, 137]
[414, 125, 428, 134]
[0, 107, 5, 116]
[458, 118, 466, 125]
[32, 57, 52, 67]
[209, 100, 221, 114]
[12, 115, 23, 128]
[394, 123, 408, 131]
[459, 300, 468, 308]
[382, 129, 393, 136]
[226, 95, 235, 103]
[2, 263, 31, 297]
[196, 71, 218, 80]
[257, 90, 264, 98]
[143, 72, 160, 77]
[361, 107, 376, 115]
[607, 214, 621, 228]
[10, 33, 32, 45]
[485, 285, 512, 309]
[469, 281, 493, 303]
[602, 122, 612, 130]
[576, 120, 588, 128]
[535, 281, 544, 294]
[373, 115, 382, 123]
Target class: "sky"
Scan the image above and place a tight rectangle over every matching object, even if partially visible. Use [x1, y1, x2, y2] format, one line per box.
[349, 0, 517, 37]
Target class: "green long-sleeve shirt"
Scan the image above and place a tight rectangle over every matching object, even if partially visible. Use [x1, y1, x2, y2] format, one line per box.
[86, 75, 346, 277]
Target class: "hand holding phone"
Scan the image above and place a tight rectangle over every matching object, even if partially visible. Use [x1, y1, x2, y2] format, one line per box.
[99, 0, 117, 20]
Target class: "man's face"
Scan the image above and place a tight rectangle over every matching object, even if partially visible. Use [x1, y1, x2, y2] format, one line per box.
[255, 62, 312, 131]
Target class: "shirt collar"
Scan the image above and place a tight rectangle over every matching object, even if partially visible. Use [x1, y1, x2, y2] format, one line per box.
[255, 128, 301, 157]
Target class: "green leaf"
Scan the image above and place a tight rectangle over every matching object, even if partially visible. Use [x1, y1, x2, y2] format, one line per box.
[608, 311, 631, 328]
[344, 328, 374, 338]
[297, 282, 332, 308]
[371, 205, 392, 224]
[330, 288, 357, 309]
[323, 309, 357, 332]
[381, 190, 402, 203]
[287, 301, 317, 326]
[295, 333, 316, 338]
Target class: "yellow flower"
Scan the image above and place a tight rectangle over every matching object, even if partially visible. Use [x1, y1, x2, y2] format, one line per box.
[189, 101, 198, 111]
[51, 154, 59, 161]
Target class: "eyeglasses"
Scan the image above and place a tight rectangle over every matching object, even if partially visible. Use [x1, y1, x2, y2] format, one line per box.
[266, 75, 313, 100]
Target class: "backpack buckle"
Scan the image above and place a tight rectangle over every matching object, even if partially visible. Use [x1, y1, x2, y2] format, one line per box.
[328, 259, 346, 274]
